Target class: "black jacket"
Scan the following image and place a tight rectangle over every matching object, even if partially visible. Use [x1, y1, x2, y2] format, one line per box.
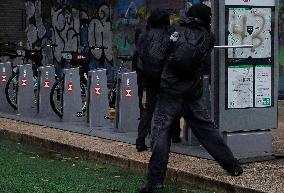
[136, 28, 171, 88]
[160, 17, 215, 99]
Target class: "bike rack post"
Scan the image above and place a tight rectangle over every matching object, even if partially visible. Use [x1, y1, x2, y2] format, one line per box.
[17, 64, 36, 116]
[87, 69, 110, 128]
[37, 65, 56, 117]
[0, 62, 13, 112]
[62, 67, 82, 122]
[115, 72, 139, 132]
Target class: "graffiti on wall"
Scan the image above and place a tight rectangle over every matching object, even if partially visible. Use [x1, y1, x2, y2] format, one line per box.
[25, 0, 47, 49]
[24, 0, 216, 81]
[227, 8, 272, 59]
[51, 6, 80, 63]
[50, 1, 113, 66]
[88, 4, 113, 62]
[26, 0, 214, 63]
[112, 0, 147, 55]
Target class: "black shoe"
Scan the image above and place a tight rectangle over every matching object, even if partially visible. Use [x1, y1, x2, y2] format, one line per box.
[172, 136, 182, 143]
[136, 144, 148, 152]
[138, 182, 164, 193]
[225, 164, 243, 177]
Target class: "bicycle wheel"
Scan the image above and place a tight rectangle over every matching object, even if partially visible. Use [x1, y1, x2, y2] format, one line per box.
[80, 82, 87, 114]
[50, 77, 88, 119]
[33, 76, 39, 107]
[5, 73, 18, 110]
[108, 79, 117, 109]
[50, 77, 64, 119]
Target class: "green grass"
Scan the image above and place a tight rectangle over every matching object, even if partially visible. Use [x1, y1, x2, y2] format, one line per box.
[0, 139, 212, 193]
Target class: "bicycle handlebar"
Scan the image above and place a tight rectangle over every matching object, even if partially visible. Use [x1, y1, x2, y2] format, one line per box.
[117, 55, 133, 62]
[90, 45, 108, 50]
[41, 43, 58, 49]
[0, 42, 17, 46]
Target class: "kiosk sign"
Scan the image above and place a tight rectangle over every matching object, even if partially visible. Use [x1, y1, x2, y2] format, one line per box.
[225, 0, 275, 6]
[225, 0, 275, 109]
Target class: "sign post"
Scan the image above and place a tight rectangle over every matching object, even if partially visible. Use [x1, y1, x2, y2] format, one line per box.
[87, 69, 110, 128]
[17, 64, 36, 116]
[115, 72, 140, 133]
[37, 66, 56, 118]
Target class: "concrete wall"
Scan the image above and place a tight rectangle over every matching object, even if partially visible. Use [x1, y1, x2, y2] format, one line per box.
[0, 0, 26, 43]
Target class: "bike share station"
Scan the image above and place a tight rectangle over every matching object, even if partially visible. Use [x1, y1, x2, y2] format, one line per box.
[0, 0, 279, 162]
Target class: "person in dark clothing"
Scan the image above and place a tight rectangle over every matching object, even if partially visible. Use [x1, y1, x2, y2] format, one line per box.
[132, 28, 144, 114]
[139, 4, 243, 193]
[135, 9, 181, 152]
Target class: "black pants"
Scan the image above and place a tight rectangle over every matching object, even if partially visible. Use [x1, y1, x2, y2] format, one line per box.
[137, 72, 144, 113]
[147, 92, 239, 185]
[136, 87, 180, 146]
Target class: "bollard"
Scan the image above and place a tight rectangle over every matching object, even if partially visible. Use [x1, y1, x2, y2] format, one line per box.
[37, 65, 56, 118]
[87, 69, 110, 127]
[0, 62, 13, 112]
[62, 68, 82, 122]
[115, 72, 139, 132]
[17, 64, 36, 116]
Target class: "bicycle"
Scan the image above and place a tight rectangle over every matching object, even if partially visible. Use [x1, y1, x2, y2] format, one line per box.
[50, 45, 109, 119]
[5, 43, 56, 110]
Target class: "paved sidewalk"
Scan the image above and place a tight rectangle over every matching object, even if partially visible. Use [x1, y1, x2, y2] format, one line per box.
[0, 102, 283, 193]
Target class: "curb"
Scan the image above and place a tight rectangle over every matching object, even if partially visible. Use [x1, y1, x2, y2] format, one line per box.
[0, 128, 264, 193]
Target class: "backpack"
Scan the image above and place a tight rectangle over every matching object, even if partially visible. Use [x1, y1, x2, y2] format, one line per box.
[168, 26, 214, 78]
[136, 29, 170, 83]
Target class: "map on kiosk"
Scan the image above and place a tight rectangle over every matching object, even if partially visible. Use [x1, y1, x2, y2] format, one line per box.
[227, 7, 272, 59]
[225, 0, 275, 6]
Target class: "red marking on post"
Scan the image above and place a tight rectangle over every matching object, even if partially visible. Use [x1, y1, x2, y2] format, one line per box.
[2, 74, 7, 82]
[21, 78, 27, 87]
[243, 0, 250, 2]
[67, 82, 73, 92]
[125, 87, 132, 98]
[94, 86, 101, 96]
[44, 80, 50, 88]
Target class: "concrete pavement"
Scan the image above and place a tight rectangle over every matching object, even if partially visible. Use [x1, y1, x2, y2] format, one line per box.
[0, 101, 283, 193]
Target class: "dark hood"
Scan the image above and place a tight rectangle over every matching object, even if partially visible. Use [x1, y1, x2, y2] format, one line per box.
[186, 3, 212, 30]
[147, 9, 170, 28]
[179, 17, 208, 30]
